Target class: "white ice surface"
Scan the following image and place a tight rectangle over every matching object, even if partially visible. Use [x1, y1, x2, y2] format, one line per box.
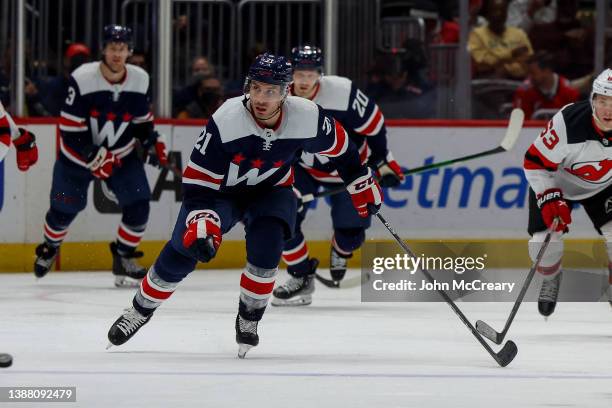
[0, 269, 610, 408]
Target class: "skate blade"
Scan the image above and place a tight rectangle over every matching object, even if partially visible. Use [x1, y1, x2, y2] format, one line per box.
[106, 342, 114, 350]
[237, 344, 253, 359]
[271, 295, 312, 307]
[114, 276, 142, 288]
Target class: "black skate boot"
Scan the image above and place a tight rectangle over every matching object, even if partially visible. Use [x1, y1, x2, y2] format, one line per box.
[330, 246, 351, 282]
[538, 272, 562, 317]
[110, 242, 147, 288]
[107, 307, 152, 348]
[271, 258, 318, 306]
[235, 314, 259, 359]
[34, 243, 58, 278]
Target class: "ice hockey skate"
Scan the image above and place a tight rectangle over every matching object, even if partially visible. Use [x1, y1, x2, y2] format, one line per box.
[34, 242, 58, 278]
[329, 246, 350, 282]
[235, 314, 259, 359]
[110, 242, 147, 288]
[107, 307, 152, 348]
[271, 258, 318, 306]
[538, 272, 562, 317]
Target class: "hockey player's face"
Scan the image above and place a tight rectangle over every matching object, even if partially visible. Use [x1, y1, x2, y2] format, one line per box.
[292, 70, 320, 96]
[103, 42, 130, 73]
[249, 80, 284, 119]
[594, 94, 612, 128]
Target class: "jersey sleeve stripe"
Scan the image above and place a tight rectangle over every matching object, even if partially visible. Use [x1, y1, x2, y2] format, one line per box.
[274, 166, 294, 187]
[355, 105, 383, 135]
[184, 160, 224, 180]
[318, 121, 349, 158]
[524, 145, 559, 171]
[59, 138, 89, 167]
[60, 111, 86, 123]
[132, 112, 154, 124]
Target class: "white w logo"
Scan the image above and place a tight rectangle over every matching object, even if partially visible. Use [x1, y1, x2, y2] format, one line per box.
[226, 162, 280, 186]
[90, 118, 130, 148]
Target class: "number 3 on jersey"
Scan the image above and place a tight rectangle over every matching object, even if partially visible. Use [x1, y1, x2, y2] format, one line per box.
[539, 120, 559, 150]
[195, 131, 212, 155]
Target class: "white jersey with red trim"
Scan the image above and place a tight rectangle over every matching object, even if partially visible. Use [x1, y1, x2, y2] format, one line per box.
[0, 102, 19, 162]
[181, 95, 366, 207]
[58, 61, 153, 168]
[291, 75, 389, 184]
[524, 100, 612, 200]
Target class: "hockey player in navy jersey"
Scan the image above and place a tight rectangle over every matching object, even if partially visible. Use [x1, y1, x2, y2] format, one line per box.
[106, 53, 382, 358]
[524, 68, 612, 316]
[0, 102, 38, 170]
[272, 45, 404, 306]
[34, 25, 168, 287]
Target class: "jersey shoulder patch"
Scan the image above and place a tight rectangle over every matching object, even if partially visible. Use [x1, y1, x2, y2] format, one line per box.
[560, 100, 599, 144]
[279, 96, 320, 140]
[212, 96, 259, 143]
[315, 75, 352, 111]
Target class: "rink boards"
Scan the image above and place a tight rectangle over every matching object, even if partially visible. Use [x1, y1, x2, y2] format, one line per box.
[0, 118, 605, 271]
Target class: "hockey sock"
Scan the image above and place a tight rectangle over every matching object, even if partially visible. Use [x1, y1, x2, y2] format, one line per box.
[333, 227, 365, 256]
[133, 266, 179, 316]
[43, 209, 77, 247]
[529, 230, 563, 279]
[282, 235, 311, 277]
[116, 200, 149, 254]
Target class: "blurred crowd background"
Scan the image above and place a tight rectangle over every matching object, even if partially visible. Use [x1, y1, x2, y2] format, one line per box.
[1, 0, 611, 120]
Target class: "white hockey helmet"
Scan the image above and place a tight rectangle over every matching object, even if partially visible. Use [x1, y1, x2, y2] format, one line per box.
[591, 68, 612, 108]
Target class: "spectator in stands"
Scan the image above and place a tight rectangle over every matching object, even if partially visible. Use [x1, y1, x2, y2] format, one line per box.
[177, 73, 224, 119]
[365, 53, 435, 119]
[513, 51, 579, 119]
[128, 49, 148, 71]
[173, 56, 216, 116]
[26, 43, 91, 117]
[468, 0, 533, 79]
[507, 0, 557, 33]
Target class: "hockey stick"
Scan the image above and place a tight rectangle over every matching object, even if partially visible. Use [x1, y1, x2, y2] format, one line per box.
[301, 108, 525, 204]
[315, 270, 370, 289]
[374, 208, 518, 367]
[475, 219, 559, 344]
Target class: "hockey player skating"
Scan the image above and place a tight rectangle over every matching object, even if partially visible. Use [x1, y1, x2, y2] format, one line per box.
[106, 53, 382, 358]
[1, 101, 39, 368]
[272, 45, 404, 306]
[524, 68, 612, 316]
[34, 25, 168, 287]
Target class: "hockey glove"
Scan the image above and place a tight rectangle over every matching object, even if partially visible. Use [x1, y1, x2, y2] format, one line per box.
[13, 128, 38, 171]
[87, 146, 121, 180]
[182, 210, 222, 263]
[537, 188, 571, 232]
[374, 152, 405, 188]
[347, 168, 383, 218]
[144, 131, 169, 168]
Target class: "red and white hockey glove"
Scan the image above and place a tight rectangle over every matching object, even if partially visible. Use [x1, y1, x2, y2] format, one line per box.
[374, 152, 405, 188]
[182, 210, 222, 262]
[13, 128, 38, 171]
[144, 131, 169, 168]
[87, 146, 121, 179]
[347, 168, 383, 218]
[537, 188, 571, 232]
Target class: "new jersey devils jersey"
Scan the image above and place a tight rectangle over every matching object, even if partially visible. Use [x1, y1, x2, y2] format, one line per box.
[0, 102, 19, 162]
[291, 75, 388, 183]
[58, 62, 153, 168]
[524, 100, 612, 200]
[182, 95, 364, 207]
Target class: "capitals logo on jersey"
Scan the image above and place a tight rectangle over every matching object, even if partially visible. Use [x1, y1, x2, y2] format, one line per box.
[565, 159, 612, 184]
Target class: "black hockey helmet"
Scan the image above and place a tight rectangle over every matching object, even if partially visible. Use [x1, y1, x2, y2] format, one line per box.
[290, 45, 323, 73]
[102, 24, 133, 50]
[244, 53, 292, 95]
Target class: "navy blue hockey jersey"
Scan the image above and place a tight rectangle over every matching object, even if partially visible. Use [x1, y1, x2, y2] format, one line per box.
[58, 62, 153, 168]
[182, 95, 364, 207]
[290, 75, 388, 183]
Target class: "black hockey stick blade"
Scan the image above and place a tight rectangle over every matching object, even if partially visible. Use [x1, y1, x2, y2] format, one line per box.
[496, 340, 518, 367]
[301, 108, 524, 204]
[476, 320, 503, 344]
[315, 272, 370, 289]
